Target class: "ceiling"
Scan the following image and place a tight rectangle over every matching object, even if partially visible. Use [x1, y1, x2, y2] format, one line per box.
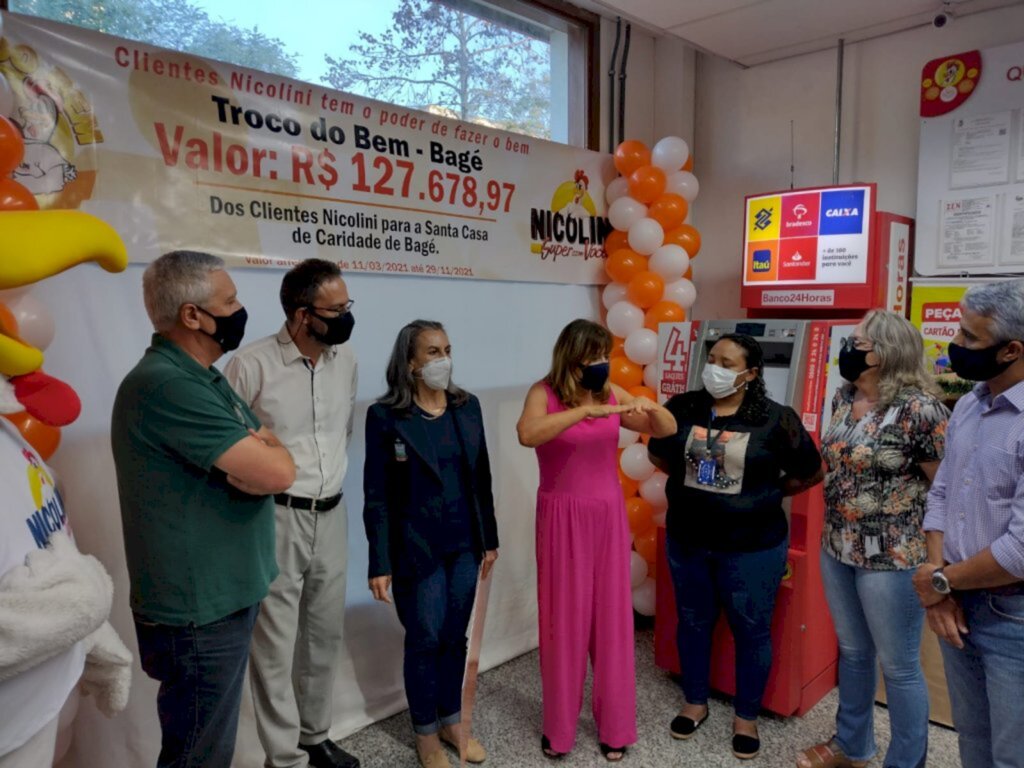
[578, 0, 1024, 67]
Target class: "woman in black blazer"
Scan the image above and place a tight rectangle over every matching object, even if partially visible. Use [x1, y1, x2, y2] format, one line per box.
[364, 319, 498, 768]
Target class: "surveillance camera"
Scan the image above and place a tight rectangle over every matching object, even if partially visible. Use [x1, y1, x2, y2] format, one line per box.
[933, 10, 952, 27]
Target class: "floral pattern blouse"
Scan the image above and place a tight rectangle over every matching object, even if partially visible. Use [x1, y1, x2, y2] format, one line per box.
[821, 386, 949, 570]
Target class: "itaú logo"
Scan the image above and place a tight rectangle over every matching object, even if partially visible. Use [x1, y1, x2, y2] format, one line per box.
[825, 207, 859, 217]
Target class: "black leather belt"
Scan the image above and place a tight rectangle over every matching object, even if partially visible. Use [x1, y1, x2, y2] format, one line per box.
[274, 492, 342, 512]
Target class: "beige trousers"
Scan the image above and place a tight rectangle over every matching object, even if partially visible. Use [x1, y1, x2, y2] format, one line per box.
[249, 501, 348, 768]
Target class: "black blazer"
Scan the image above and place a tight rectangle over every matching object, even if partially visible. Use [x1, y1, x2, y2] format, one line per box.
[363, 392, 498, 579]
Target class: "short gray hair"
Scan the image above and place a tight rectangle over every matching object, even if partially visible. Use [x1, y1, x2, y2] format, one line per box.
[860, 309, 941, 406]
[143, 250, 225, 332]
[962, 279, 1024, 344]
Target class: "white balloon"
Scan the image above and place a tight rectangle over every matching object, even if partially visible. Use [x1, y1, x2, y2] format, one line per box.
[666, 170, 700, 202]
[0, 76, 13, 118]
[629, 551, 649, 588]
[605, 176, 629, 205]
[618, 427, 639, 449]
[608, 196, 648, 232]
[643, 361, 661, 390]
[652, 511, 667, 527]
[632, 577, 657, 616]
[627, 217, 664, 256]
[648, 244, 689, 281]
[620, 442, 656, 481]
[601, 281, 628, 311]
[664, 278, 697, 309]
[606, 300, 644, 338]
[624, 328, 658, 366]
[9, 293, 55, 351]
[651, 136, 690, 172]
[639, 470, 669, 510]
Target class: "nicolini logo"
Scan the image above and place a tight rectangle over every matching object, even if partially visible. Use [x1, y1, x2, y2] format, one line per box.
[530, 169, 612, 262]
[754, 207, 774, 230]
[793, 203, 808, 220]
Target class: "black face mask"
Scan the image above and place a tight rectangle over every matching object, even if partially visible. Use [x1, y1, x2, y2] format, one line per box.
[196, 306, 248, 353]
[838, 345, 876, 383]
[948, 341, 1016, 381]
[307, 308, 354, 346]
[580, 362, 610, 393]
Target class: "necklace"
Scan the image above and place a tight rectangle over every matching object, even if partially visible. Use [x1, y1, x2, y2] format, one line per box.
[414, 398, 446, 419]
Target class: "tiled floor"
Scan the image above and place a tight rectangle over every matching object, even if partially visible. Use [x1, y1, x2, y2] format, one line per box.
[336, 629, 960, 767]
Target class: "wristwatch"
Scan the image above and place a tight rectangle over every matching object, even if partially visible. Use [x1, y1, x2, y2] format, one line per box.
[931, 568, 952, 595]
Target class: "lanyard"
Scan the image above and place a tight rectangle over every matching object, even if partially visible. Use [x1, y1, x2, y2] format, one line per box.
[704, 408, 731, 456]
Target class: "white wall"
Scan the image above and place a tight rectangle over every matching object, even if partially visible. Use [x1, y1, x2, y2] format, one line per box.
[692, 4, 1024, 320]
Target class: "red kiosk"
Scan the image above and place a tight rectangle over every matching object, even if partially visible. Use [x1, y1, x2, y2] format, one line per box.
[653, 183, 912, 717]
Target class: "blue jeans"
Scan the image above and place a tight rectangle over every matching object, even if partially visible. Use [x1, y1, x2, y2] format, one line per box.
[939, 589, 1024, 768]
[134, 603, 259, 768]
[666, 536, 788, 720]
[820, 552, 927, 768]
[393, 551, 480, 735]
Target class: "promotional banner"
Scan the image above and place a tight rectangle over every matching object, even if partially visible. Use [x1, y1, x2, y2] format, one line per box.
[909, 282, 973, 399]
[0, 12, 615, 283]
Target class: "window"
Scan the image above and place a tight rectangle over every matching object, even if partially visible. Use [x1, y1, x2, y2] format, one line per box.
[6, 0, 598, 147]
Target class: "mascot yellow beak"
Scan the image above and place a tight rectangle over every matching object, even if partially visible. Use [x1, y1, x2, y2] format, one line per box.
[0, 210, 128, 376]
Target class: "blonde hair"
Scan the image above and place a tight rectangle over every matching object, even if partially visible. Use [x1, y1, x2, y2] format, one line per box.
[544, 319, 612, 407]
[860, 309, 941, 406]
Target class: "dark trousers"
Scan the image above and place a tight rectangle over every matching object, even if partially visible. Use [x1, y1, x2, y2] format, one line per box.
[666, 536, 787, 720]
[134, 603, 259, 768]
[393, 551, 480, 735]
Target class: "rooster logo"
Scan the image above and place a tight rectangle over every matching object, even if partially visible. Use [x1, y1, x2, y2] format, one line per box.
[551, 169, 597, 219]
[22, 446, 54, 508]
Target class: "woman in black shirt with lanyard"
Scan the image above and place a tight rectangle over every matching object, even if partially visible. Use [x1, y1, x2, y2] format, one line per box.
[648, 333, 823, 760]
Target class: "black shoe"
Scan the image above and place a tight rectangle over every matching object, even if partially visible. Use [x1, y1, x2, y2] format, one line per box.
[670, 710, 709, 740]
[732, 732, 760, 760]
[299, 739, 361, 768]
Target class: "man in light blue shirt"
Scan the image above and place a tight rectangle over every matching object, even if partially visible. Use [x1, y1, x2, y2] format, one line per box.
[916, 279, 1024, 768]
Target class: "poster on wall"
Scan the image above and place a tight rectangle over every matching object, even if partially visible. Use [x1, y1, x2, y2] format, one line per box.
[916, 43, 1024, 276]
[909, 282, 973, 400]
[0, 12, 615, 283]
[655, 321, 700, 403]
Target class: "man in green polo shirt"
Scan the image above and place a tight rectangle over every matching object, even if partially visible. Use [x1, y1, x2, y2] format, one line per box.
[111, 250, 296, 768]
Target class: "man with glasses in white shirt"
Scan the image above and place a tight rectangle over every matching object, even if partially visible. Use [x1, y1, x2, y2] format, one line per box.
[226, 259, 359, 768]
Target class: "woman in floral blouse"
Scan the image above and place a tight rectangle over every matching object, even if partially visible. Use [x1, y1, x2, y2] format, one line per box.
[798, 310, 948, 768]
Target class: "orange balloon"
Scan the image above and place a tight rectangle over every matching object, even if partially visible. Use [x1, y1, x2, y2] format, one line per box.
[684, 266, 693, 280]
[604, 229, 629, 257]
[626, 270, 665, 309]
[626, 496, 655, 537]
[613, 140, 651, 177]
[618, 467, 639, 497]
[627, 165, 666, 204]
[610, 356, 643, 389]
[0, 303, 18, 337]
[0, 178, 39, 211]
[634, 528, 658, 565]
[605, 248, 648, 284]
[665, 224, 701, 258]
[683, 154, 694, 172]
[629, 385, 657, 402]
[4, 411, 61, 459]
[648, 193, 688, 231]
[0, 116, 25, 177]
[610, 335, 626, 359]
[645, 301, 686, 331]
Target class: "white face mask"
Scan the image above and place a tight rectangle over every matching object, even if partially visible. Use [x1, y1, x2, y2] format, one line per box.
[418, 357, 452, 391]
[702, 363, 747, 400]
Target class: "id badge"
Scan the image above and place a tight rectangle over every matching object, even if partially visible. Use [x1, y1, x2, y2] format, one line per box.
[394, 439, 408, 462]
[697, 457, 717, 486]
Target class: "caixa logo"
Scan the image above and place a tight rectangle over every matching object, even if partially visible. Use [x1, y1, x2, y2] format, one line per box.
[819, 189, 866, 235]
[923, 302, 962, 322]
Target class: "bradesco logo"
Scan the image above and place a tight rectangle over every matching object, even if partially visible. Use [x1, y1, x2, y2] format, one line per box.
[781, 193, 820, 238]
[819, 189, 866, 236]
[922, 302, 962, 322]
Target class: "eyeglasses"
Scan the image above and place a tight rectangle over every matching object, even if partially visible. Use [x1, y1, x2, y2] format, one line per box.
[307, 299, 354, 316]
[840, 336, 873, 353]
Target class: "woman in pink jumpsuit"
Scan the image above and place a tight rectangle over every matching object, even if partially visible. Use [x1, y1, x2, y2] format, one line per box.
[517, 319, 676, 761]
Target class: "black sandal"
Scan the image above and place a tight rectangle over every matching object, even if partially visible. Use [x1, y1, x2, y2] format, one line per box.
[599, 743, 627, 762]
[541, 735, 566, 760]
[670, 710, 709, 740]
[732, 732, 761, 760]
